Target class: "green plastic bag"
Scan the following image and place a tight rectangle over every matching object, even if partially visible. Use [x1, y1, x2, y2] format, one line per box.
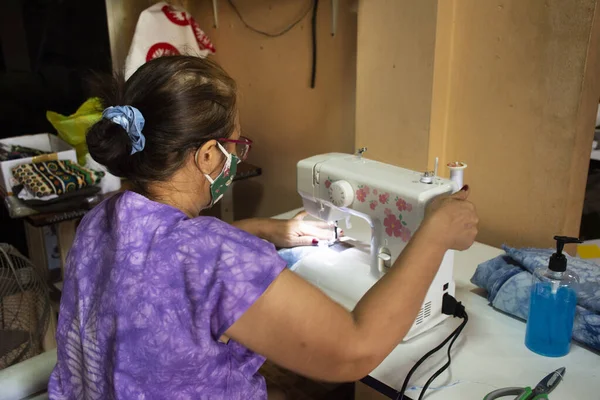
[47, 97, 103, 165]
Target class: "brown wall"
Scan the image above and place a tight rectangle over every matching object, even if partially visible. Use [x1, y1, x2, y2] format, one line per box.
[105, 0, 357, 219]
[356, 0, 600, 249]
[355, 0, 438, 172]
[435, 0, 600, 249]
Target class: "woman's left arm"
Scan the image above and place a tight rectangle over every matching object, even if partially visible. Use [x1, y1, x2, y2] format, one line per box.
[232, 211, 336, 248]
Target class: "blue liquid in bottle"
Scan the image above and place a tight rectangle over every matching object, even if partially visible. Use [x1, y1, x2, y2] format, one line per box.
[525, 236, 581, 357]
[525, 281, 577, 357]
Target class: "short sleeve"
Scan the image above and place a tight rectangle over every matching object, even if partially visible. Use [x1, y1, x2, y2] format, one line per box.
[187, 218, 287, 338]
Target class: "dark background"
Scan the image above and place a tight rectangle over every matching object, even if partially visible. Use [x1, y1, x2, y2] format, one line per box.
[0, 0, 112, 255]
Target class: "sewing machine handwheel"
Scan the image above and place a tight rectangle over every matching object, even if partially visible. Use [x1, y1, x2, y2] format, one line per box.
[329, 180, 354, 208]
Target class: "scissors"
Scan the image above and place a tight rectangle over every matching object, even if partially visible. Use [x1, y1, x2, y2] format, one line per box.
[483, 367, 565, 400]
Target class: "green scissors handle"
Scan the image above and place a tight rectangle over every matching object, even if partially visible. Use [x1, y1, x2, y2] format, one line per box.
[483, 387, 529, 399]
[484, 367, 565, 400]
[483, 386, 549, 400]
[517, 387, 549, 400]
[515, 387, 534, 400]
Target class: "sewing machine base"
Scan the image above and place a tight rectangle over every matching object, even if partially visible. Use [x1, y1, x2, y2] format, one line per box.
[290, 245, 456, 341]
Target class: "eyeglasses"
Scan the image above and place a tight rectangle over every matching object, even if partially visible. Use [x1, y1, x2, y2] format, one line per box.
[218, 135, 253, 162]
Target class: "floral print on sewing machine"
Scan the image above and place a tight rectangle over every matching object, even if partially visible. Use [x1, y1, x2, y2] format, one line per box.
[352, 184, 414, 242]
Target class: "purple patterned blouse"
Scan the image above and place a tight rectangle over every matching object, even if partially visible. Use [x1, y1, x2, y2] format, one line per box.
[48, 191, 286, 399]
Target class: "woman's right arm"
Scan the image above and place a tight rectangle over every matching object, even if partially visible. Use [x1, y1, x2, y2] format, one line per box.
[225, 188, 478, 382]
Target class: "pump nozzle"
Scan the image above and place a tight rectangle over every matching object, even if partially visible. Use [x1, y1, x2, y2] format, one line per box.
[553, 236, 582, 254]
[550, 236, 582, 272]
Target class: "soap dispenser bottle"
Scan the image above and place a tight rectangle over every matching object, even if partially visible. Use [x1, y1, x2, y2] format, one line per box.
[525, 236, 581, 357]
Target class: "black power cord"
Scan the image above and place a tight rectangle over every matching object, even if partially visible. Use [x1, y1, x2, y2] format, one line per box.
[396, 294, 468, 400]
[226, 0, 320, 88]
[310, 0, 319, 88]
[227, 0, 314, 37]
[418, 313, 468, 400]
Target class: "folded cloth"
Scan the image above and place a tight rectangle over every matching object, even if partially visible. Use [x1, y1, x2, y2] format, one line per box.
[13, 185, 101, 214]
[471, 245, 600, 352]
[16, 185, 58, 202]
[11, 160, 104, 198]
[0, 143, 48, 161]
[13, 184, 100, 206]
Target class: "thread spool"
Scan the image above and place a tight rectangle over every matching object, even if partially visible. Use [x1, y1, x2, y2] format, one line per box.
[447, 161, 467, 191]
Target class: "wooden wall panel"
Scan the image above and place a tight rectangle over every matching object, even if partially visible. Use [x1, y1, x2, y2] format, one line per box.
[355, 0, 438, 172]
[436, 0, 600, 248]
[358, 0, 600, 249]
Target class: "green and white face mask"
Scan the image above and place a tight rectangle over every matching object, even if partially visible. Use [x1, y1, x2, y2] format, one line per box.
[203, 142, 239, 207]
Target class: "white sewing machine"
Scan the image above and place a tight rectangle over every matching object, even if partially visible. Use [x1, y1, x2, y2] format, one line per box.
[291, 150, 462, 340]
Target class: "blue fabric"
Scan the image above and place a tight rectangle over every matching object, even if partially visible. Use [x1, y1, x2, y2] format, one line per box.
[277, 246, 323, 268]
[471, 245, 600, 352]
[102, 106, 146, 154]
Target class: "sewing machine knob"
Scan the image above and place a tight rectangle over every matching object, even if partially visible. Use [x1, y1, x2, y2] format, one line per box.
[420, 171, 434, 184]
[329, 180, 354, 208]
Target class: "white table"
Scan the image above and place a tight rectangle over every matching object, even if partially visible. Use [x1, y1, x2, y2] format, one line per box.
[275, 209, 600, 400]
[3, 210, 598, 400]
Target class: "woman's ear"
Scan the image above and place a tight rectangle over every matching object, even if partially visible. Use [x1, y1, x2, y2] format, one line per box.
[195, 140, 220, 175]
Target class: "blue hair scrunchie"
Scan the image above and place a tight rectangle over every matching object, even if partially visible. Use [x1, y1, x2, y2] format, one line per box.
[102, 105, 146, 155]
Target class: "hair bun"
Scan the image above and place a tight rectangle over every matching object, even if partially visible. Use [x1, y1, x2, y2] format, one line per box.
[86, 118, 133, 178]
[84, 55, 238, 195]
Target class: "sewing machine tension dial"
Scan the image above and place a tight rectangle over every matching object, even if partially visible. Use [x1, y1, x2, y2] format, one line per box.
[329, 180, 354, 207]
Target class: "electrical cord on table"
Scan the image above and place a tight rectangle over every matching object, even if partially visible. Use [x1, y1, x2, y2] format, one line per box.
[395, 315, 466, 400]
[396, 294, 468, 400]
[417, 313, 468, 400]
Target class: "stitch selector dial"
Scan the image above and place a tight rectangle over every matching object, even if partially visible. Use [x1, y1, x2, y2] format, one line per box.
[329, 180, 354, 208]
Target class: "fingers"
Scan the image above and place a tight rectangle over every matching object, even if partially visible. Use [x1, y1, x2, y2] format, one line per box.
[291, 236, 319, 247]
[451, 185, 470, 200]
[294, 212, 332, 230]
[301, 223, 336, 240]
[293, 211, 308, 220]
[310, 220, 334, 230]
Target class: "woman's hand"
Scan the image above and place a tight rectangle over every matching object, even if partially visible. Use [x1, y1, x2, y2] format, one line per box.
[232, 211, 338, 248]
[422, 185, 479, 251]
[266, 211, 337, 248]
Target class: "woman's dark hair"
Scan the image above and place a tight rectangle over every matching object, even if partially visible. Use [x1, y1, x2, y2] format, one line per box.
[86, 55, 237, 194]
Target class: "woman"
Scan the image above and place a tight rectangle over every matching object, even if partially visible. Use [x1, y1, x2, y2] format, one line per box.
[49, 56, 478, 400]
